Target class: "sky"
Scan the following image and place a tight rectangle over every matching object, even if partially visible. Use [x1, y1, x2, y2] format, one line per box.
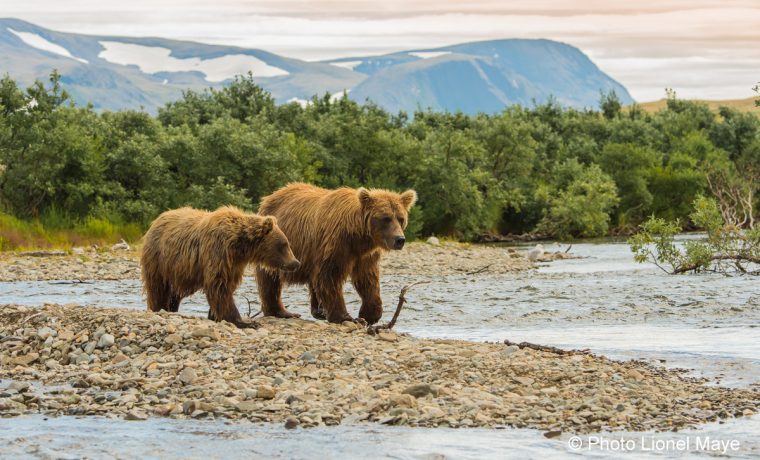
[2, 0, 759, 102]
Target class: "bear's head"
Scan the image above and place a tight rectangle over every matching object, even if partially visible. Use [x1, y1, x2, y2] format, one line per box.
[245, 216, 301, 272]
[358, 187, 417, 250]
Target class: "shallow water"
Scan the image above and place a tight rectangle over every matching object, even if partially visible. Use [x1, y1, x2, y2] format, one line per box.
[0, 414, 758, 459]
[1, 238, 759, 458]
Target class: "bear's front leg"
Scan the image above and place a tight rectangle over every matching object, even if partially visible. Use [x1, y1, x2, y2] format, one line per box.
[256, 267, 301, 319]
[352, 254, 383, 325]
[206, 286, 259, 329]
[313, 266, 354, 324]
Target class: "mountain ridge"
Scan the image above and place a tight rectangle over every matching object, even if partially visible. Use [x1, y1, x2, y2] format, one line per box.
[0, 18, 634, 114]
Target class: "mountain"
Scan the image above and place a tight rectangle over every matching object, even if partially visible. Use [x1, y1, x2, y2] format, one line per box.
[328, 40, 634, 113]
[0, 18, 634, 114]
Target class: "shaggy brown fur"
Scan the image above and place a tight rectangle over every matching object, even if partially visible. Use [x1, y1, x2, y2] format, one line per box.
[257, 183, 417, 324]
[141, 207, 300, 327]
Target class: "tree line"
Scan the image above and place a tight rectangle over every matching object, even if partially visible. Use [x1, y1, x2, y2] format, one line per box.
[1, 71, 758, 242]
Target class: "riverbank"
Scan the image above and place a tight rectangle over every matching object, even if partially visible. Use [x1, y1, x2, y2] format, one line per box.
[0, 242, 573, 281]
[1, 304, 757, 433]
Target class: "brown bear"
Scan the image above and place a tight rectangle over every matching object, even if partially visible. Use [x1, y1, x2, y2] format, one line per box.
[256, 183, 417, 324]
[140, 206, 300, 328]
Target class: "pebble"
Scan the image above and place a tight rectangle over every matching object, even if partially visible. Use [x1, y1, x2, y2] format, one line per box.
[256, 385, 276, 400]
[111, 240, 130, 251]
[298, 351, 317, 364]
[124, 410, 147, 421]
[112, 353, 129, 364]
[37, 327, 56, 340]
[0, 303, 757, 434]
[502, 345, 520, 356]
[0, 242, 555, 282]
[284, 417, 300, 429]
[97, 333, 115, 348]
[402, 384, 437, 398]
[12, 353, 39, 366]
[164, 334, 183, 345]
[514, 376, 535, 386]
[7, 381, 30, 393]
[178, 368, 198, 385]
[389, 394, 417, 409]
[377, 332, 398, 342]
[191, 327, 219, 341]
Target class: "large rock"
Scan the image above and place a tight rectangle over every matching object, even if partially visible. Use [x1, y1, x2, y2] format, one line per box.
[97, 333, 115, 348]
[13, 353, 39, 366]
[256, 385, 276, 400]
[402, 384, 438, 398]
[178, 367, 198, 385]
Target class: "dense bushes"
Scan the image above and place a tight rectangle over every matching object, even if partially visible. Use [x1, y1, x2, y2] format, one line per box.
[1, 71, 758, 245]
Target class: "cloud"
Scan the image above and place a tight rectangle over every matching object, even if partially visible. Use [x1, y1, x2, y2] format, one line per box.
[6, 1, 759, 101]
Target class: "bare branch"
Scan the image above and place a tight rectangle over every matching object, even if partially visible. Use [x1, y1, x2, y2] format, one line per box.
[466, 264, 493, 275]
[368, 281, 431, 334]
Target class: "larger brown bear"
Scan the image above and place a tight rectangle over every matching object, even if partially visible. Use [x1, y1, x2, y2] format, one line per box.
[257, 183, 417, 324]
[141, 207, 300, 328]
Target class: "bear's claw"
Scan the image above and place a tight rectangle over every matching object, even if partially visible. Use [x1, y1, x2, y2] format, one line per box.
[233, 319, 261, 329]
[273, 309, 301, 319]
[353, 317, 368, 327]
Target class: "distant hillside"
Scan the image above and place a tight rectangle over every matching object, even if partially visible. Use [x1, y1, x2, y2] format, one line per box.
[1, 18, 634, 114]
[335, 40, 634, 114]
[633, 97, 759, 113]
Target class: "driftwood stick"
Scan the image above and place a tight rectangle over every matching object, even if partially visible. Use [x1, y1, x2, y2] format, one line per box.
[368, 281, 431, 334]
[466, 264, 493, 275]
[503, 339, 590, 356]
[243, 296, 262, 319]
[21, 312, 44, 324]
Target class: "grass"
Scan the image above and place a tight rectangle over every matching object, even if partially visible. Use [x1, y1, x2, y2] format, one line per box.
[0, 212, 143, 251]
[631, 97, 760, 114]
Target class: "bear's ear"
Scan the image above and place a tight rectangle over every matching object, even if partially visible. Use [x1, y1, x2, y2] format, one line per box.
[261, 216, 276, 235]
[399, 190, 417, 210]
[357, 187, 373, 208]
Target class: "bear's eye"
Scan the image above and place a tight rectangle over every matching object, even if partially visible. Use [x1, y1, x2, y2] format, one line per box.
[382, 216, 393, 224]
[398, 217, 405, 227]
[278, 242, 288, 251]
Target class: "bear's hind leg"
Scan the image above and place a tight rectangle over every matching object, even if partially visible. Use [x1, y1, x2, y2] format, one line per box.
[205, 286, 258, 328]
[313, 266, 353, 324]
[168, 292, 182, 312]
[146, 277, 171, 312]
[309, 284, 326, 320]
[257, 267, 300, 319]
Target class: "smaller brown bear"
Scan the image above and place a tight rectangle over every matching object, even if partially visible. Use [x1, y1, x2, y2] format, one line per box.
[141, 207, 300, 328]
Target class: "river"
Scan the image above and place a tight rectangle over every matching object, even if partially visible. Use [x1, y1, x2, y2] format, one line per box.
[1, 239, 758, 458]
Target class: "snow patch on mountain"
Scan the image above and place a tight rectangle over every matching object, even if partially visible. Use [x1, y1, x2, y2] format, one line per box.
[97, 41, 288, 82]
[329, 60, 362, 70]
[8, 28, 88, 64]
[408, 51, 451, 59]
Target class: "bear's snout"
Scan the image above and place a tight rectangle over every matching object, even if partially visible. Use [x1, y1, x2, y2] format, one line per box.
[393, 236, 406, 250]
[282, 259, 301, 272]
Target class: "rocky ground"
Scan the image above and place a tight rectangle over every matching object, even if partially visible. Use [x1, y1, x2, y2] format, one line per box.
[0, 242, 572, 281]
[1, 304, 757, 434]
